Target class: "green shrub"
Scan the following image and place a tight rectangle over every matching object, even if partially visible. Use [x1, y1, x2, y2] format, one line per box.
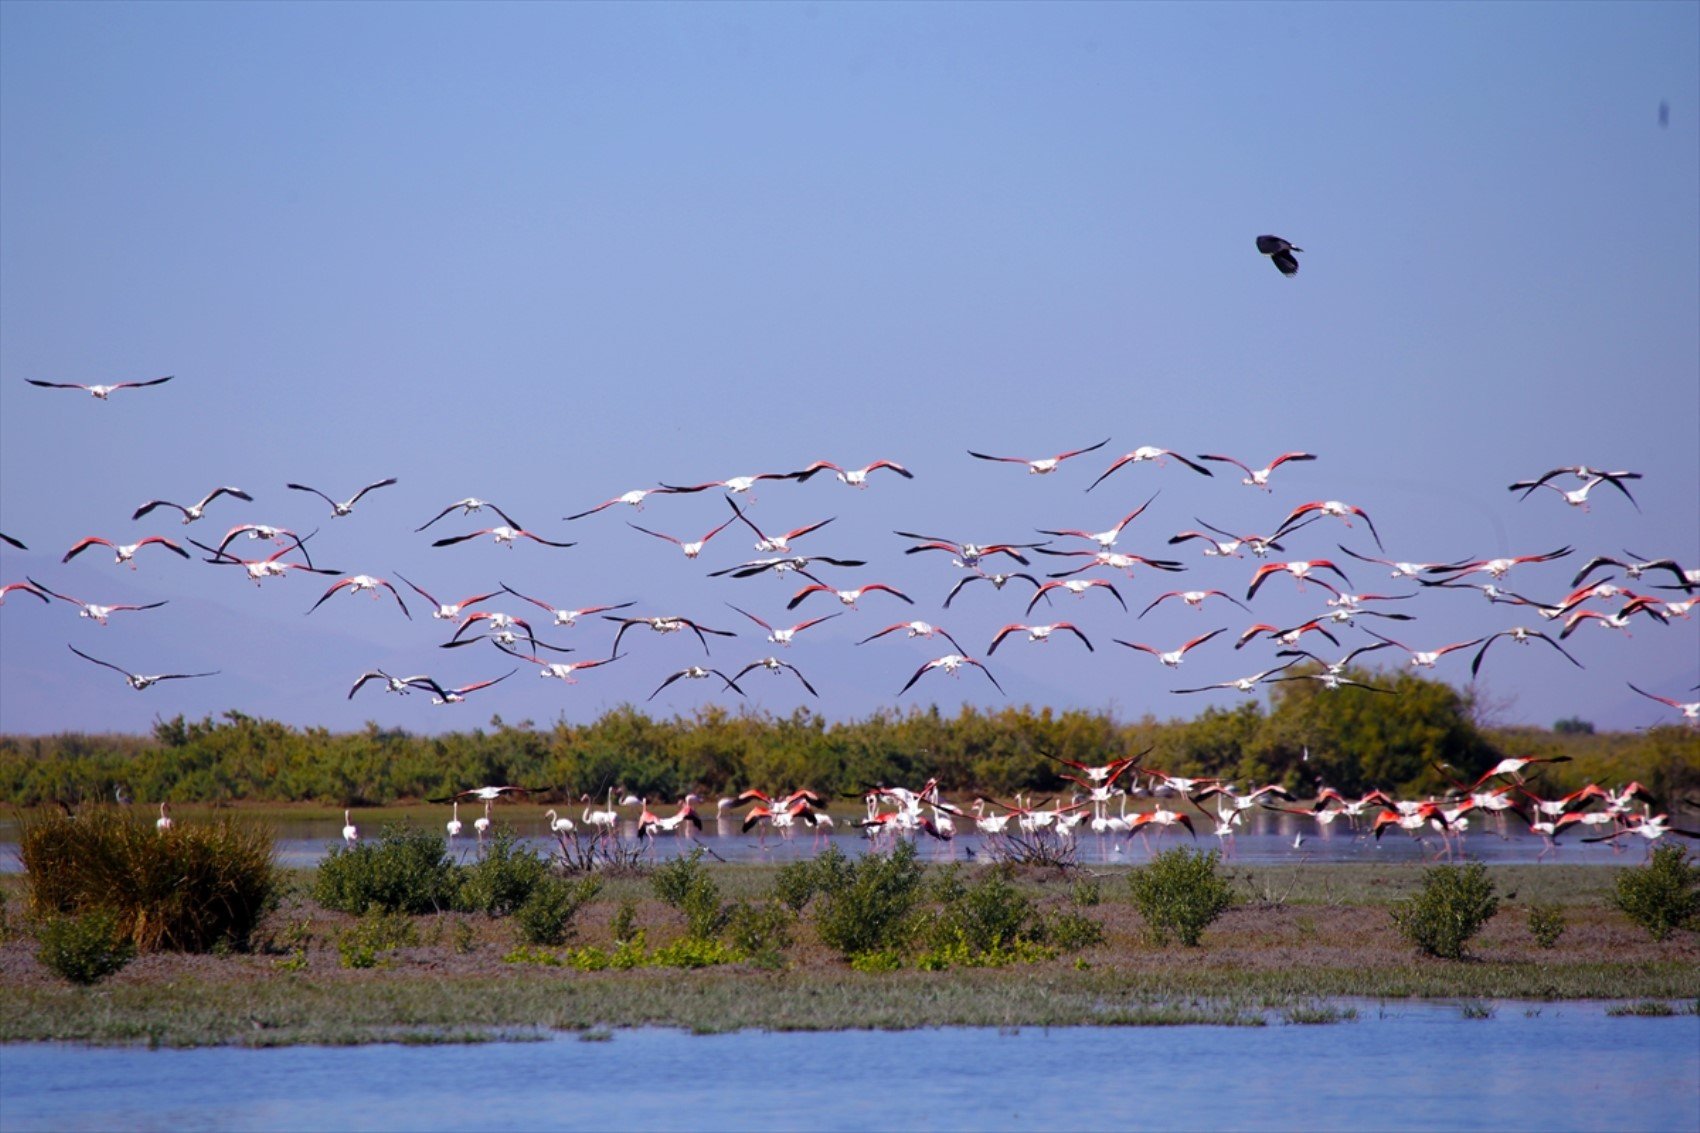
[929, 868, 1032, 956]
[1613, 845, 1700, 942]
[1391, 862, 1499, 959]
[1527, 903, 1566, 949]
[37, 909, 136, 985]
[727, 899, 793, 966]
[456, 827, 549, 917]
[773, 843, 849, 912]
[1040, 908, 1106, 952]
[1071, 875, 1102, 908]
[1128, 847, 1235, 947]
[514, 876, 601, 946]
[651, 848, 728, 940]
[648, 935, 739, 968]
[814, 840, 926, 959]
[314, 822, 459, 916]
[336, 907, 418, 969]
[610, 899, 639, 945]
[21, 807, 275, 952]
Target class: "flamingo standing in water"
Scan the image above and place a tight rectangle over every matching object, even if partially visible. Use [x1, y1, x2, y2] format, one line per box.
[342, 810, 359, 845]
[156, 802, 173, 832]
[446, 802, 463, 840]
[474, 801, 492, 844]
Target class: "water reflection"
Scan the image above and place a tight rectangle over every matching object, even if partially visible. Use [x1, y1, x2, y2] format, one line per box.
[2, 1004, 1696, 1132]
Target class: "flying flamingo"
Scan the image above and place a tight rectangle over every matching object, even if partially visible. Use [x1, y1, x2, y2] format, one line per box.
[1196, 451, 1316, 490]
[27, 374, 173, 398]
[191, 535, 336, 584]
[1337, 544, 1469, 579]
[726, 604, 841, 646]
[415, 498, 521, 532]
[987, 622, 1094, 653]
[1138, 589, 1252, 618]
[710, 553, 868, 579]
[563, 486, 683, 520]
[406, 670, 517, 704]
[787, 581, 913, 611]
[726, 498, 835, 553]
[348, 669, 435, 698]
[392, 573, 500, 620]
[732, 656, 819, 696]
[132, 486, 252, 524]
[1273, 500, 1384, 552]
[1273, 641, 1396, 676]
[1510, 467, 1642, 510]
[1468, 628, 1582, 678]
[496, 644, 623, 685]
[1036, 492, 1160, 550]
[213, 523, 306, 557]
[1, 533, 25, 550]
[1037, 549, 1186, 579]
[286, 477, 398, 517]
[1245, 559, 1352, 600]
[604, 613, 736, 656]
[307, 574, 412, 619]
[1170, 660, 1298, 695]
[429, 784, 551, 805]
[446, 610, 538, 652]
[857, 620, 967, 653]
[26, 579, 167, 625]
[895, 532, 1043, 569]
[1559, 605, 1664, 639]
[1235, 620, 1340, 651]
[67, 644, 218, 689]
[662, 470, 802, 499]
[898, 654, 1005, 697]
[966, 437, 1108, 475]
[1, 581, 50, 605]
[1364, 629, 1486, 669]
[1627, 684, 1700, 727]
[499, 583, 633, 627]
[1087, 446, 1213, 492]
[1116, 628, 1226, 668]
[1024, 577, 1126, 615]
[1429, 546, 1573, 582]
[791, 459, 913, 487]
[1168, 519, 1286, 559]
[942, 570, 1045, 609]
[431, 526, 575, 550]
[627, 512, 737, 559]
[649, 665, 746, 700]
[63, 536, 190, 568]
[1467, 755, 1574, 790]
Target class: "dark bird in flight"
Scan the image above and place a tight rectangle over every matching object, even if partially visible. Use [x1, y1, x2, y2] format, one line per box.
[1256, 235, 1301, 276]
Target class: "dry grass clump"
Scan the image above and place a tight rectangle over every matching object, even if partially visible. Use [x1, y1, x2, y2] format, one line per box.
[19, 807, 276, 952]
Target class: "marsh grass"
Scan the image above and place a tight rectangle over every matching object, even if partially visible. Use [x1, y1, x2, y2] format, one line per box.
[20, 807, 275, 952]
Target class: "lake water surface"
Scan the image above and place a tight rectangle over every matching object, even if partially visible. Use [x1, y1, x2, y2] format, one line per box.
[3, 1004, 1696, 1132]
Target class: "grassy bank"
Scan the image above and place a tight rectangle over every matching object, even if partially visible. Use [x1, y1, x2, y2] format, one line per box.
[2, 863, 1696, 1047]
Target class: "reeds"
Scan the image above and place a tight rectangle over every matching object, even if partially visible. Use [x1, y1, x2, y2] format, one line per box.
[19, 806, 276, 952]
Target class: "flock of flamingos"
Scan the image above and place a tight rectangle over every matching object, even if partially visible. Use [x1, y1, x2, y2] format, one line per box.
[18, 371, 1694, 862]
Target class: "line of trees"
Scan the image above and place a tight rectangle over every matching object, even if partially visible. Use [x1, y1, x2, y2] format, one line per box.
[3, 667, 1696, 807]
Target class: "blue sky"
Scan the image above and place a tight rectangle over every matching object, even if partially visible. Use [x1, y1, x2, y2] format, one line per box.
[2, 1, 1695, 737]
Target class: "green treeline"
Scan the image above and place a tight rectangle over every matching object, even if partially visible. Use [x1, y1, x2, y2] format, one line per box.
[3, 669, 1696, 807]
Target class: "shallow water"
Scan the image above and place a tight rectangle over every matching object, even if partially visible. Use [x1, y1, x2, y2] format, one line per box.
[0, 810, 1651, 872]
[2, 1004, 1696, 1132]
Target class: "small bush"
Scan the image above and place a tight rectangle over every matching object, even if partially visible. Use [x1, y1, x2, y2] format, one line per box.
[1128, 848, 1235, 947]
[929, 868, 1032, 956]
[814, 841, 926, 960]
[21, 807, 275, 952]
[1392, 862, 1499, 959]
[37, 910, 135, 985]
[337, 908, 418, 969]
[651, 849, 728, 940]
[773, 844, 849, 912]
[1527, 904, 1566, 950]
[456, 827, 549, 917]
[314, 822, 459, 916]
[610, 899, 639, 945]
[1071, 876, 1102, 908]
[1613, 845, 1700, 942]
[1040, 908, 1106, 952]
[514, 876, 601, 947]
[648, 936, 739, 969]
[727, 899, 793, 966]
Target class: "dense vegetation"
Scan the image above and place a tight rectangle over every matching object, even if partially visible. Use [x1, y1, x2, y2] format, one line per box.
[3, 668, 1695, 807]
